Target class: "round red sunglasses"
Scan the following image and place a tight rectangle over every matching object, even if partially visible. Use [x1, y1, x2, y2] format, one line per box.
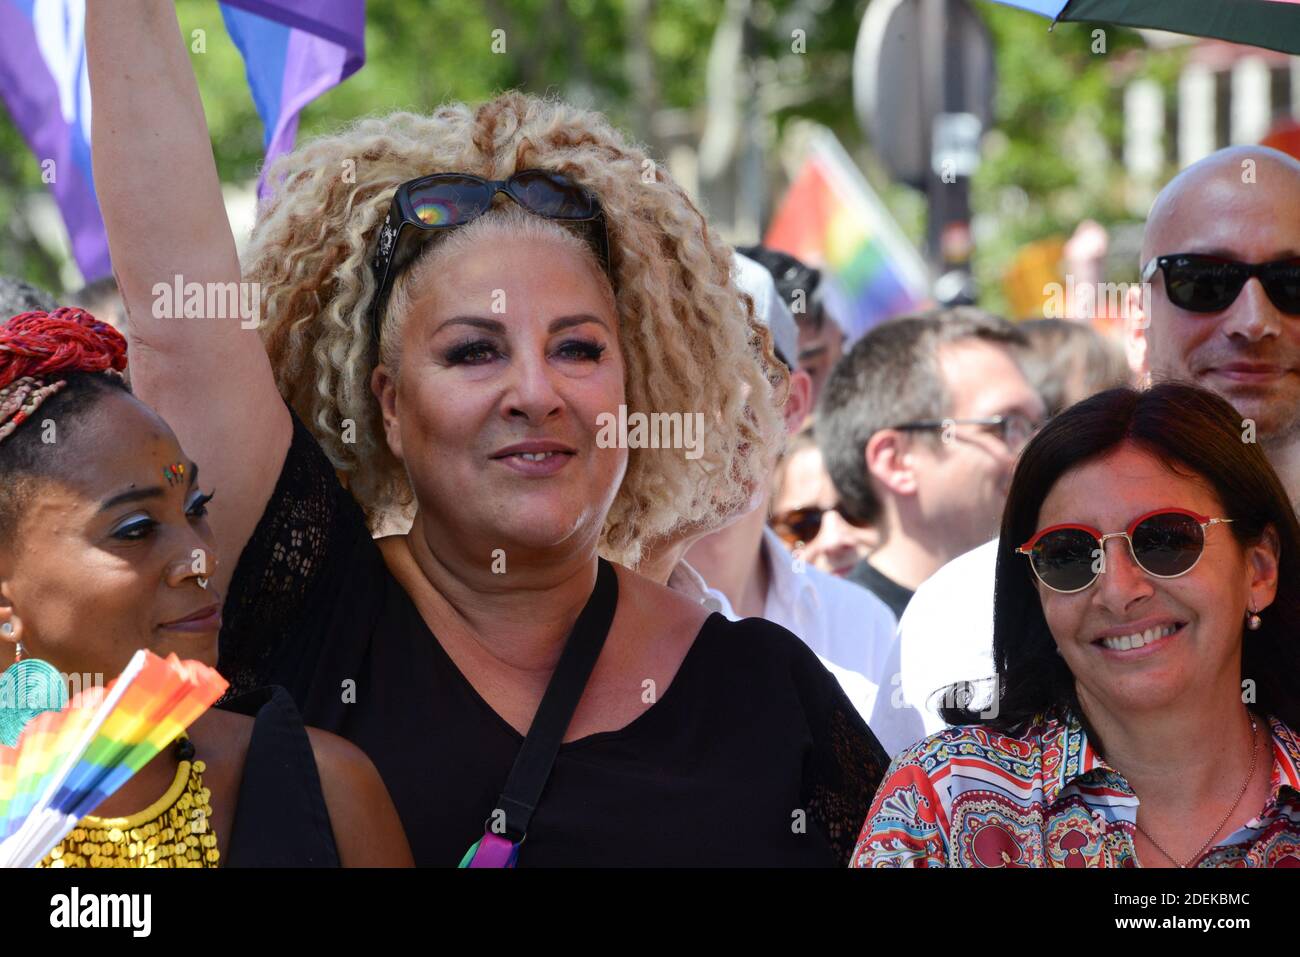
[1016, 507, 1234, 594]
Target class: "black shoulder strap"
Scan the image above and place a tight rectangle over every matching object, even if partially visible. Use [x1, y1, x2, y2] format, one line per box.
[493, 558, 619, 842]
[221, 685, 341, 867]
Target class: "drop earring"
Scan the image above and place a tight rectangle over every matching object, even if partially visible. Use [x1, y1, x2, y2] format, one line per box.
[0, 629, 68, 748]
[1247, 603, 1263, 631]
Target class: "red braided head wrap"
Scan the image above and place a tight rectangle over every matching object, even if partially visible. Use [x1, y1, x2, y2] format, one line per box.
[0, 308, 128, 444]
[0, 307, 127, 385]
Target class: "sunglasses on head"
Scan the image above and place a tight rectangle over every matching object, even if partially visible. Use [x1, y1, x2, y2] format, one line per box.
[369, 169, 612, 338]
[771, 504, 866, 548]
[1016, 507, 1233, 594]
[1141, 253, 1300, 315]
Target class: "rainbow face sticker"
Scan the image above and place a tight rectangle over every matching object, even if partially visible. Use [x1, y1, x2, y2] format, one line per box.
[162, 463, 186, 486]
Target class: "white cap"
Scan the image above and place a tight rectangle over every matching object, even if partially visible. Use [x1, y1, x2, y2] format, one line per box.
[733, 250, 799, 368]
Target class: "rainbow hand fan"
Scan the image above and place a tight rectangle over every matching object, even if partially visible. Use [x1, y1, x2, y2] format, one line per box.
[0, 650, 227, 868]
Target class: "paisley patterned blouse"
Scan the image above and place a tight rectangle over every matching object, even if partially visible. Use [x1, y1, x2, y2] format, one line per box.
[851, 709, 1300, 867]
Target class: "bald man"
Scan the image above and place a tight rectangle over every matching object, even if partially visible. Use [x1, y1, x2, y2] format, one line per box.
[1130, 145, 1300, 503]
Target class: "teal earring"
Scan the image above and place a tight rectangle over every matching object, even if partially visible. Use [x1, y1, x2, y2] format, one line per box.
[0, 626, 68, 748]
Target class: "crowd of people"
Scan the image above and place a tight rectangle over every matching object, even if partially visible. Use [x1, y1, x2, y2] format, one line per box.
[2, 2, 1299, 868]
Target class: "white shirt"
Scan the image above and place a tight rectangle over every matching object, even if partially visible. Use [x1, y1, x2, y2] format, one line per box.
[757, 528, 898, 688]
[867, 537, 998, 757]
[665, 558, 730, 616]
[666, 528, 899, 722]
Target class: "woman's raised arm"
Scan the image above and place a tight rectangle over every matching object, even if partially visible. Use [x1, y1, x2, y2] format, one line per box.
[86, 1, 291, 591]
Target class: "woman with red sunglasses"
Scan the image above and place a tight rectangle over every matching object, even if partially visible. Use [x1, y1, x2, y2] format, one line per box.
[86, 5, 888, 867]
[853, 382, 1300, 867]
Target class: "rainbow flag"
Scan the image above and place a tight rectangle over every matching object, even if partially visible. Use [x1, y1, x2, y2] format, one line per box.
[0, 650, 227, 868]
[765, 128, 930, 341]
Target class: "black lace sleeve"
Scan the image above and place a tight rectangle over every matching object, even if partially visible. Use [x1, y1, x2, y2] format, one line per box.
[217, 407, 374, 703]
[803, 659, 892, 867]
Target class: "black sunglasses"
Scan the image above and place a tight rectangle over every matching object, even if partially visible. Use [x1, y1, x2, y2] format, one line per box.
[369, 170, 612, 338]
[1141, 253, 1300, 315]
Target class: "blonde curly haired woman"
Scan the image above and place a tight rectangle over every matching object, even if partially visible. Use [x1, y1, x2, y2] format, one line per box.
[87, 3, 887, 866]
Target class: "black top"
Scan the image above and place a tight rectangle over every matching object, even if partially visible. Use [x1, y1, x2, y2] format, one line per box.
[218, 410, 889, 867]
[846, 559, 915, 621]
[221, 685, 339, 867]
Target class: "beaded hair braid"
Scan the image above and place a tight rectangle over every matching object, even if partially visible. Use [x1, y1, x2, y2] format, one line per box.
[0, 308, 127, 445]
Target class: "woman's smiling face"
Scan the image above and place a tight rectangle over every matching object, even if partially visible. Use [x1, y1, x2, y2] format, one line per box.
[0, 389, 221, 683]
[375, 228, 628, 563]
[1032, 441, 1278, 720]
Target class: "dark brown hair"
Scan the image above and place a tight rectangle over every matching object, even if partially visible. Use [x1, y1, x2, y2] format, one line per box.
[941, 382, 1300, 733]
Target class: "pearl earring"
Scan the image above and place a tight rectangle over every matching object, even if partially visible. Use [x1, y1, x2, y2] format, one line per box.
[1247, 604, 1263, 631]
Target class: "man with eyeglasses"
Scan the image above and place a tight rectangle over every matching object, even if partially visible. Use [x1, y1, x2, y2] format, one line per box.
[1129, 144, 1300, 507]
[817, 309, 1044, 623]
[874, 146, 1300, 758]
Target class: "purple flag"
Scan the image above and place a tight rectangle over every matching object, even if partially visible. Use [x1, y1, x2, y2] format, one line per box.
[0, 0, 109, 281]
[0, 0, 366, 282]
[219, 0, 366, 195]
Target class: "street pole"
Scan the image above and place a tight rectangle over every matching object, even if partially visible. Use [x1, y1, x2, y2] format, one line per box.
[923, 0, 975, 302]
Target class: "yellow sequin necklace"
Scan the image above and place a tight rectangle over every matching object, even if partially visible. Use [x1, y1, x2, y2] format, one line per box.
[40, 735, 219, 868]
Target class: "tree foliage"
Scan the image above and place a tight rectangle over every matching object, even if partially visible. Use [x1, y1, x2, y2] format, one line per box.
[0, 0, 1186, 309]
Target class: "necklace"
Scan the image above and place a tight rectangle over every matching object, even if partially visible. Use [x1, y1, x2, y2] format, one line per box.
[40, 735, 219, 868]
[1133, 713, 1260, 869]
